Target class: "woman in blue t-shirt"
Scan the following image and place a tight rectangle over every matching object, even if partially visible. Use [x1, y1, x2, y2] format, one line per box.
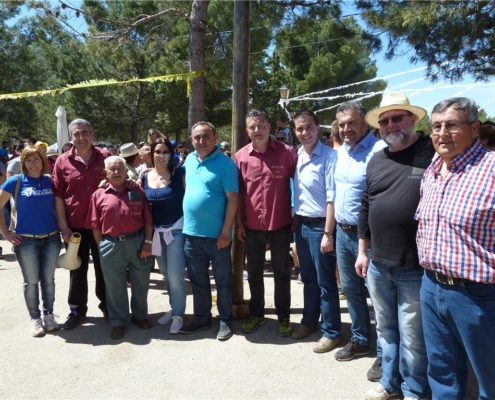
[0, 146, 61, 338]
[140, 138, 186, 334]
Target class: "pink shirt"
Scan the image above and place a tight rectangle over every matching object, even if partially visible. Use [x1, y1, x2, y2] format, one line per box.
[85, 182, 152, 236]
[53, 146, 111, 229]
[235, 138, 296, 231]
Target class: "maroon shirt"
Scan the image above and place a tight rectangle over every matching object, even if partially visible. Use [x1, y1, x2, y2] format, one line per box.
[85, 181, 152, 236]
[53, 146, 111, 229]
[235, 138, 296, 231]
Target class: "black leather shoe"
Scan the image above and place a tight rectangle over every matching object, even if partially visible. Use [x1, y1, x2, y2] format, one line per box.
[367, 357, 383, 382]
[334, 340, 371, 361]
[63, 312, 86, 330]
[110, 326, 125, 340]
[179, 321, 212, 334]
[131, 317, 152, 329]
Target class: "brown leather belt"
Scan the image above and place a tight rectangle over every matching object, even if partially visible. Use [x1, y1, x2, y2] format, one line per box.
[338, 223, 357, 232]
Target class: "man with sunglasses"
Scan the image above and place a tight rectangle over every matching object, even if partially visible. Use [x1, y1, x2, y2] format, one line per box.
[416, 97, 495, 399]
[333, 101, 386, 380]
[357, 93, 434, 400]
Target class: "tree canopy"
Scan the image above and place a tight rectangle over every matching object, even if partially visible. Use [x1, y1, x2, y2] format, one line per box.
[356, 0, 495, 82]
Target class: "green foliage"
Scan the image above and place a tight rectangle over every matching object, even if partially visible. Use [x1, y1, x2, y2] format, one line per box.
[357, 1, 495, 82]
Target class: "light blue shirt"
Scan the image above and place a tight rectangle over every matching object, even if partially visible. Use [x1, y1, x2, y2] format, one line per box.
[182, 147, 238, 238]
[334, 132, 386, 225]
[294, 140, 338, 218]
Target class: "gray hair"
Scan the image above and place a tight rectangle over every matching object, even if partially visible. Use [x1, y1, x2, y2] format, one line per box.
[191, 121, 217, 136]
[432, 97, 479, 122]
[104, 156, 126, 169]
[336, 101, 367, 119]
[68, 119, 92, 133]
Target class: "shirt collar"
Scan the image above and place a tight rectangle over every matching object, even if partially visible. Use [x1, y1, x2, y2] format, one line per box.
[194, 146, 221, 163]
[248, 137, 276, 154]
[342, 130, 378, 153]
[297, 139, 324, 157]
[431, 139, 485, 174]
[105, 180, 132, 194]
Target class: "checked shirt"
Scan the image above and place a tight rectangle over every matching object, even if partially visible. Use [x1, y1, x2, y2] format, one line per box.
[416, 140, 495, 283]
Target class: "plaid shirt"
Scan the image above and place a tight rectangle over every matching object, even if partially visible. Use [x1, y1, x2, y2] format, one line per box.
[416, 140, 495, 283]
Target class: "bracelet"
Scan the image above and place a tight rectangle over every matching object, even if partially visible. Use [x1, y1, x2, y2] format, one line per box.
[144, 239, 152, 245]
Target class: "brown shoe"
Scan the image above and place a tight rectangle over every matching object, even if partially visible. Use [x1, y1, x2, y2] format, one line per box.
[291, 324, 318, 340]
[131, 317, 152, 329]
[367, 357, 383, 382]
[313, 336, 342, 353]
[110, 326, 125, 340]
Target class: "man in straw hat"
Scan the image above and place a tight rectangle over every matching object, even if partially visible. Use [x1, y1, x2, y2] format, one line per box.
[333, 100, 385, 382]
[120, 142, 141, 181]
[356, 93, 434, 400]
[416, 97, 495, 399]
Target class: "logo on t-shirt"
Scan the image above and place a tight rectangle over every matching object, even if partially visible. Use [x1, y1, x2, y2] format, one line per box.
[21, 187, 53, 197]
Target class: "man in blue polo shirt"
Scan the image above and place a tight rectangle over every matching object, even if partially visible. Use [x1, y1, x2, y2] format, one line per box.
[180, 121, 238, 341]
[334, 100, 386, 382]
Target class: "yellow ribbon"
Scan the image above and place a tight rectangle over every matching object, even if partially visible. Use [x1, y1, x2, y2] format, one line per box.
[0, 70, 205, 100]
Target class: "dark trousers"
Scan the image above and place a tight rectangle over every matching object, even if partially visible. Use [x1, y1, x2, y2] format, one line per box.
[67, 228, 106, 316]
[245, 224, 292, 320]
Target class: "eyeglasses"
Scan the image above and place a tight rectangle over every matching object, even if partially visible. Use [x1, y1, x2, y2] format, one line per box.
[377, 114, 410, 127]
[276, 137, 285, 141]
[430, 121, 471, 135]
[154, 150, 169, 155]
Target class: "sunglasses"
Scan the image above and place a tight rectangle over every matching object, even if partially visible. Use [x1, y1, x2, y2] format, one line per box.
[377, 114, 410, 127]
[154, 150, 169, 155]
[276, 137, 285, 141]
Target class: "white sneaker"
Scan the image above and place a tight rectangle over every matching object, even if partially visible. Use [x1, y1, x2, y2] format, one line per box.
[170, 316, 183, 334]
[31, 318, 46, 337]
[158, 310, 173, 325]
[365, 384, 401, 400]
[43, 314, 60, 332]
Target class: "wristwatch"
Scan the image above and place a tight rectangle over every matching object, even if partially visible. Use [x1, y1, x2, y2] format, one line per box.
[324, 231, 333, 238]
[144, 239, 153, 245]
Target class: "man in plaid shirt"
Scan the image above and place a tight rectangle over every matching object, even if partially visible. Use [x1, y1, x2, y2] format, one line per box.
[416, 97, 495, 400]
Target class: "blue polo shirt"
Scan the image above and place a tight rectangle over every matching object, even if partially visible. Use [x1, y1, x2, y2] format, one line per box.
[334, 132, 386, 226]
[183, 147, 238, 238]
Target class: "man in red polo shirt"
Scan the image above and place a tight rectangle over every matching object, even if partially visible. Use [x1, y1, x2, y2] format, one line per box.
[53, 119, 111, 329]
[235, 109, 297, 337]
[86, 156, 153, 340]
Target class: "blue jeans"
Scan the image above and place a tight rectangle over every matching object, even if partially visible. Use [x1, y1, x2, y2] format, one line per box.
[14, 234, 61, 320]
[367, 261, 429, 399]
[98, 233, 152, 327]
[421, 270, 495, 400]
[184, 235, 233, 325]
[336, 225, 372, 347]
[244, 224, 291, 320]
[154, 227, 186, 317]
[296, 219, 340, 338]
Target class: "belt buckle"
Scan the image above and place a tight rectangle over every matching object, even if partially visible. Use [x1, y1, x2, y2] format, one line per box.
[117, 235, 127, 241]
[37, 234, 48, 239]
[447, 276, 455, 285]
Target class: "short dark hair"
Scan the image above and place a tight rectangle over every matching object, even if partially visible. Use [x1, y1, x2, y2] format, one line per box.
[336, 101, 367, 119]
[293, 111, 319, 126]
[246, 109, 270, 124]
[277, 115, 287, 124]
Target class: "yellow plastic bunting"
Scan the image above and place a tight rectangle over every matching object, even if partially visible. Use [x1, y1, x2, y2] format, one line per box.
[0, 70, 205, 100]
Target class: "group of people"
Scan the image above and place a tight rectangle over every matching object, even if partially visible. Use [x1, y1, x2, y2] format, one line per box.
[0, 93, 494, 400]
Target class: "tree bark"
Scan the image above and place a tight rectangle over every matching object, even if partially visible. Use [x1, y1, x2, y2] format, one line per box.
[188, 0, 208, 132]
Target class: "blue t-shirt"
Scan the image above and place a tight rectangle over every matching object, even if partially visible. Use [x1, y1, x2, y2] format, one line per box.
[182, 148, 238, 238]
[142, 167, 185, 226]
[1, 174, 59, 234]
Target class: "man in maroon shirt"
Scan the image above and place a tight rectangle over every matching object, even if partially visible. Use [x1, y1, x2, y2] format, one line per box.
[53, 119, 111, 329]
[235, 109, 297, 337]
[86, 156, 153, 340]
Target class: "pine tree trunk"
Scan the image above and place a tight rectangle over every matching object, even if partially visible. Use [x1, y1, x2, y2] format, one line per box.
[188, 0, 208, 132]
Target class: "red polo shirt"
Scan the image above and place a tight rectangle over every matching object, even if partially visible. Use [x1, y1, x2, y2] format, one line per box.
[53, 146, 111, 229]
[235, 138, 296, 231]
[85, 182, 152, 236]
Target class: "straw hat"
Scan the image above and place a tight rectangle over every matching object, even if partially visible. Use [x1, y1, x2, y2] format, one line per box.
[119, 143, 140, 158]
[46, 147, 59, 158]
[365, 93, 427, 129]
